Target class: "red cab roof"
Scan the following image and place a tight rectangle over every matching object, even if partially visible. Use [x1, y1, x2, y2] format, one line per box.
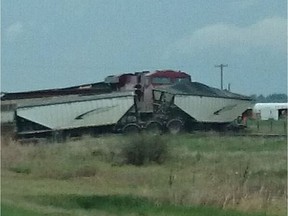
[147, 70, 191, 79]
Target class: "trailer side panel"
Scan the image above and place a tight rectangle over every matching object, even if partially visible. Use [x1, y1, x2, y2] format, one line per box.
[16, 93, 135, 131]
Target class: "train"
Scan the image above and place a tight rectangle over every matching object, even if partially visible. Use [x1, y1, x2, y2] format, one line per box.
[1, 70, 253, 139]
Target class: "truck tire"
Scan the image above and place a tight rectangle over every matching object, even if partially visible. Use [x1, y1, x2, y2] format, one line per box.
[145, 121, 163, 135]
[122, 123, 141, 134]
[167, 119, 183, 134]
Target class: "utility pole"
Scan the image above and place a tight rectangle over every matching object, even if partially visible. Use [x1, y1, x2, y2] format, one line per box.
[215, 64, 228, 90]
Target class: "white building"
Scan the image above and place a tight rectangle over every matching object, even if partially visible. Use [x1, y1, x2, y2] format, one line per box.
[253, 103, 288, 120]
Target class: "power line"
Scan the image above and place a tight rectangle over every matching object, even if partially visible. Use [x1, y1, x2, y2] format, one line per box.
[215, 64, 228, 90]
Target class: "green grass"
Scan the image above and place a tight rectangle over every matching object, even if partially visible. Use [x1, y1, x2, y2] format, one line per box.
[1, 203, 43, 216]
[170, 134, 287, 152]
[1, 134, 286, 216]
[25, 194, 270, 216]
[246, 119, 287, 135]
[2, 195, 269, 216]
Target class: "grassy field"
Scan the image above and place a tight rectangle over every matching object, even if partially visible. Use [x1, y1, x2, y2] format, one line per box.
[1, 133, 287, 216]
[245, 119, 287, 135]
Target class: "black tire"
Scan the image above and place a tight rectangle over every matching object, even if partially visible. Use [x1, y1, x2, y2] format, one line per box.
[122, 123, 141, 134]
[144, 121, 163, 135]
[167, 119, 183, 134]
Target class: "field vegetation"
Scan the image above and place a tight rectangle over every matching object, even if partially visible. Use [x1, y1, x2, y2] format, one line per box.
[246, 119, 287, 135]
[1, 133, 287, 216]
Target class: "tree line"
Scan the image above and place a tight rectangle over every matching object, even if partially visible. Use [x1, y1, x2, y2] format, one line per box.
[250, 93, 288, 103]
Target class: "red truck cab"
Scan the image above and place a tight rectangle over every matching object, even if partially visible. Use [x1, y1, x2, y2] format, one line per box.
[105, 70, 191, 112]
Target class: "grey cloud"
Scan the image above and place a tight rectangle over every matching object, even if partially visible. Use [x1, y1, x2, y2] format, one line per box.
[168, 17, 286, 57]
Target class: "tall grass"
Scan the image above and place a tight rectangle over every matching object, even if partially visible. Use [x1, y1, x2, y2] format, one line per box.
[246, 119, 287, 135]
[1, 134, 287, 216]
[122, 134, 168, 165]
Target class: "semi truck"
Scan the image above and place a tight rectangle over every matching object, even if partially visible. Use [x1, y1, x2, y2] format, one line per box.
[10, 70, 252, 139]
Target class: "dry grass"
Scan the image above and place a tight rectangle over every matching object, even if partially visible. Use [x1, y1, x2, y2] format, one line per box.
[1, 134, 287, 215]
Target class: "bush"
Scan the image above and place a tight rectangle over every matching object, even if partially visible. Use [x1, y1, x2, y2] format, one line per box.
[9, 165, 31, 174]
[122, 134, 168, 166]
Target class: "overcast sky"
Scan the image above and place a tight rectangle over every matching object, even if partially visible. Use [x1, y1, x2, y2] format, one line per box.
[1, 0, 287, 95]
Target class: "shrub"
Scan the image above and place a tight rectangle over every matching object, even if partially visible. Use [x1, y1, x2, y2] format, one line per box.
[9, 165, 31, 174]
[122, 134, 168, 166]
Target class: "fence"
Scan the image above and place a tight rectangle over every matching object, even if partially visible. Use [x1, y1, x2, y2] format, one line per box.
[246, 118, 287, 135]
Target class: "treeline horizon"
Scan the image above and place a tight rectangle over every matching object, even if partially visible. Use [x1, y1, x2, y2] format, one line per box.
[249, 93, 287, 103]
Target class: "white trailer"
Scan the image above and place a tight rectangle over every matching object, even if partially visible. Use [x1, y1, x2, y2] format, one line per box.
[253, 103, 288, 120]
[154, 82, 252, 123]
[173, 95, 252, 123]
[15, 91, 135, 137]
[152, 82, 253, 133]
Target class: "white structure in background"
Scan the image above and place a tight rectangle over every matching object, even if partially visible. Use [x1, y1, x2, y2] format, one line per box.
[253, 103, 288, 120]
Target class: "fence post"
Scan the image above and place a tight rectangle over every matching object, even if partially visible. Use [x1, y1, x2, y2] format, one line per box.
[257, 120, 259, 131]
[270, 119, 273, 132]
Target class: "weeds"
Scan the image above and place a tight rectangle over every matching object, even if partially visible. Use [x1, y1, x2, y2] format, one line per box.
[25, 194, 268, 216]
[195, 151, 202, 162]
[1, 134, 286, 215]
[122, 134, 168, 166]
[9, 165, 31, 174]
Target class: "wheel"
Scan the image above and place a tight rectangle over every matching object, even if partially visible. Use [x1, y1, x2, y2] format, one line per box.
[144, 121, 163, 135]
[167, 119, 183, 134]
[122, 123, 141, 134]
